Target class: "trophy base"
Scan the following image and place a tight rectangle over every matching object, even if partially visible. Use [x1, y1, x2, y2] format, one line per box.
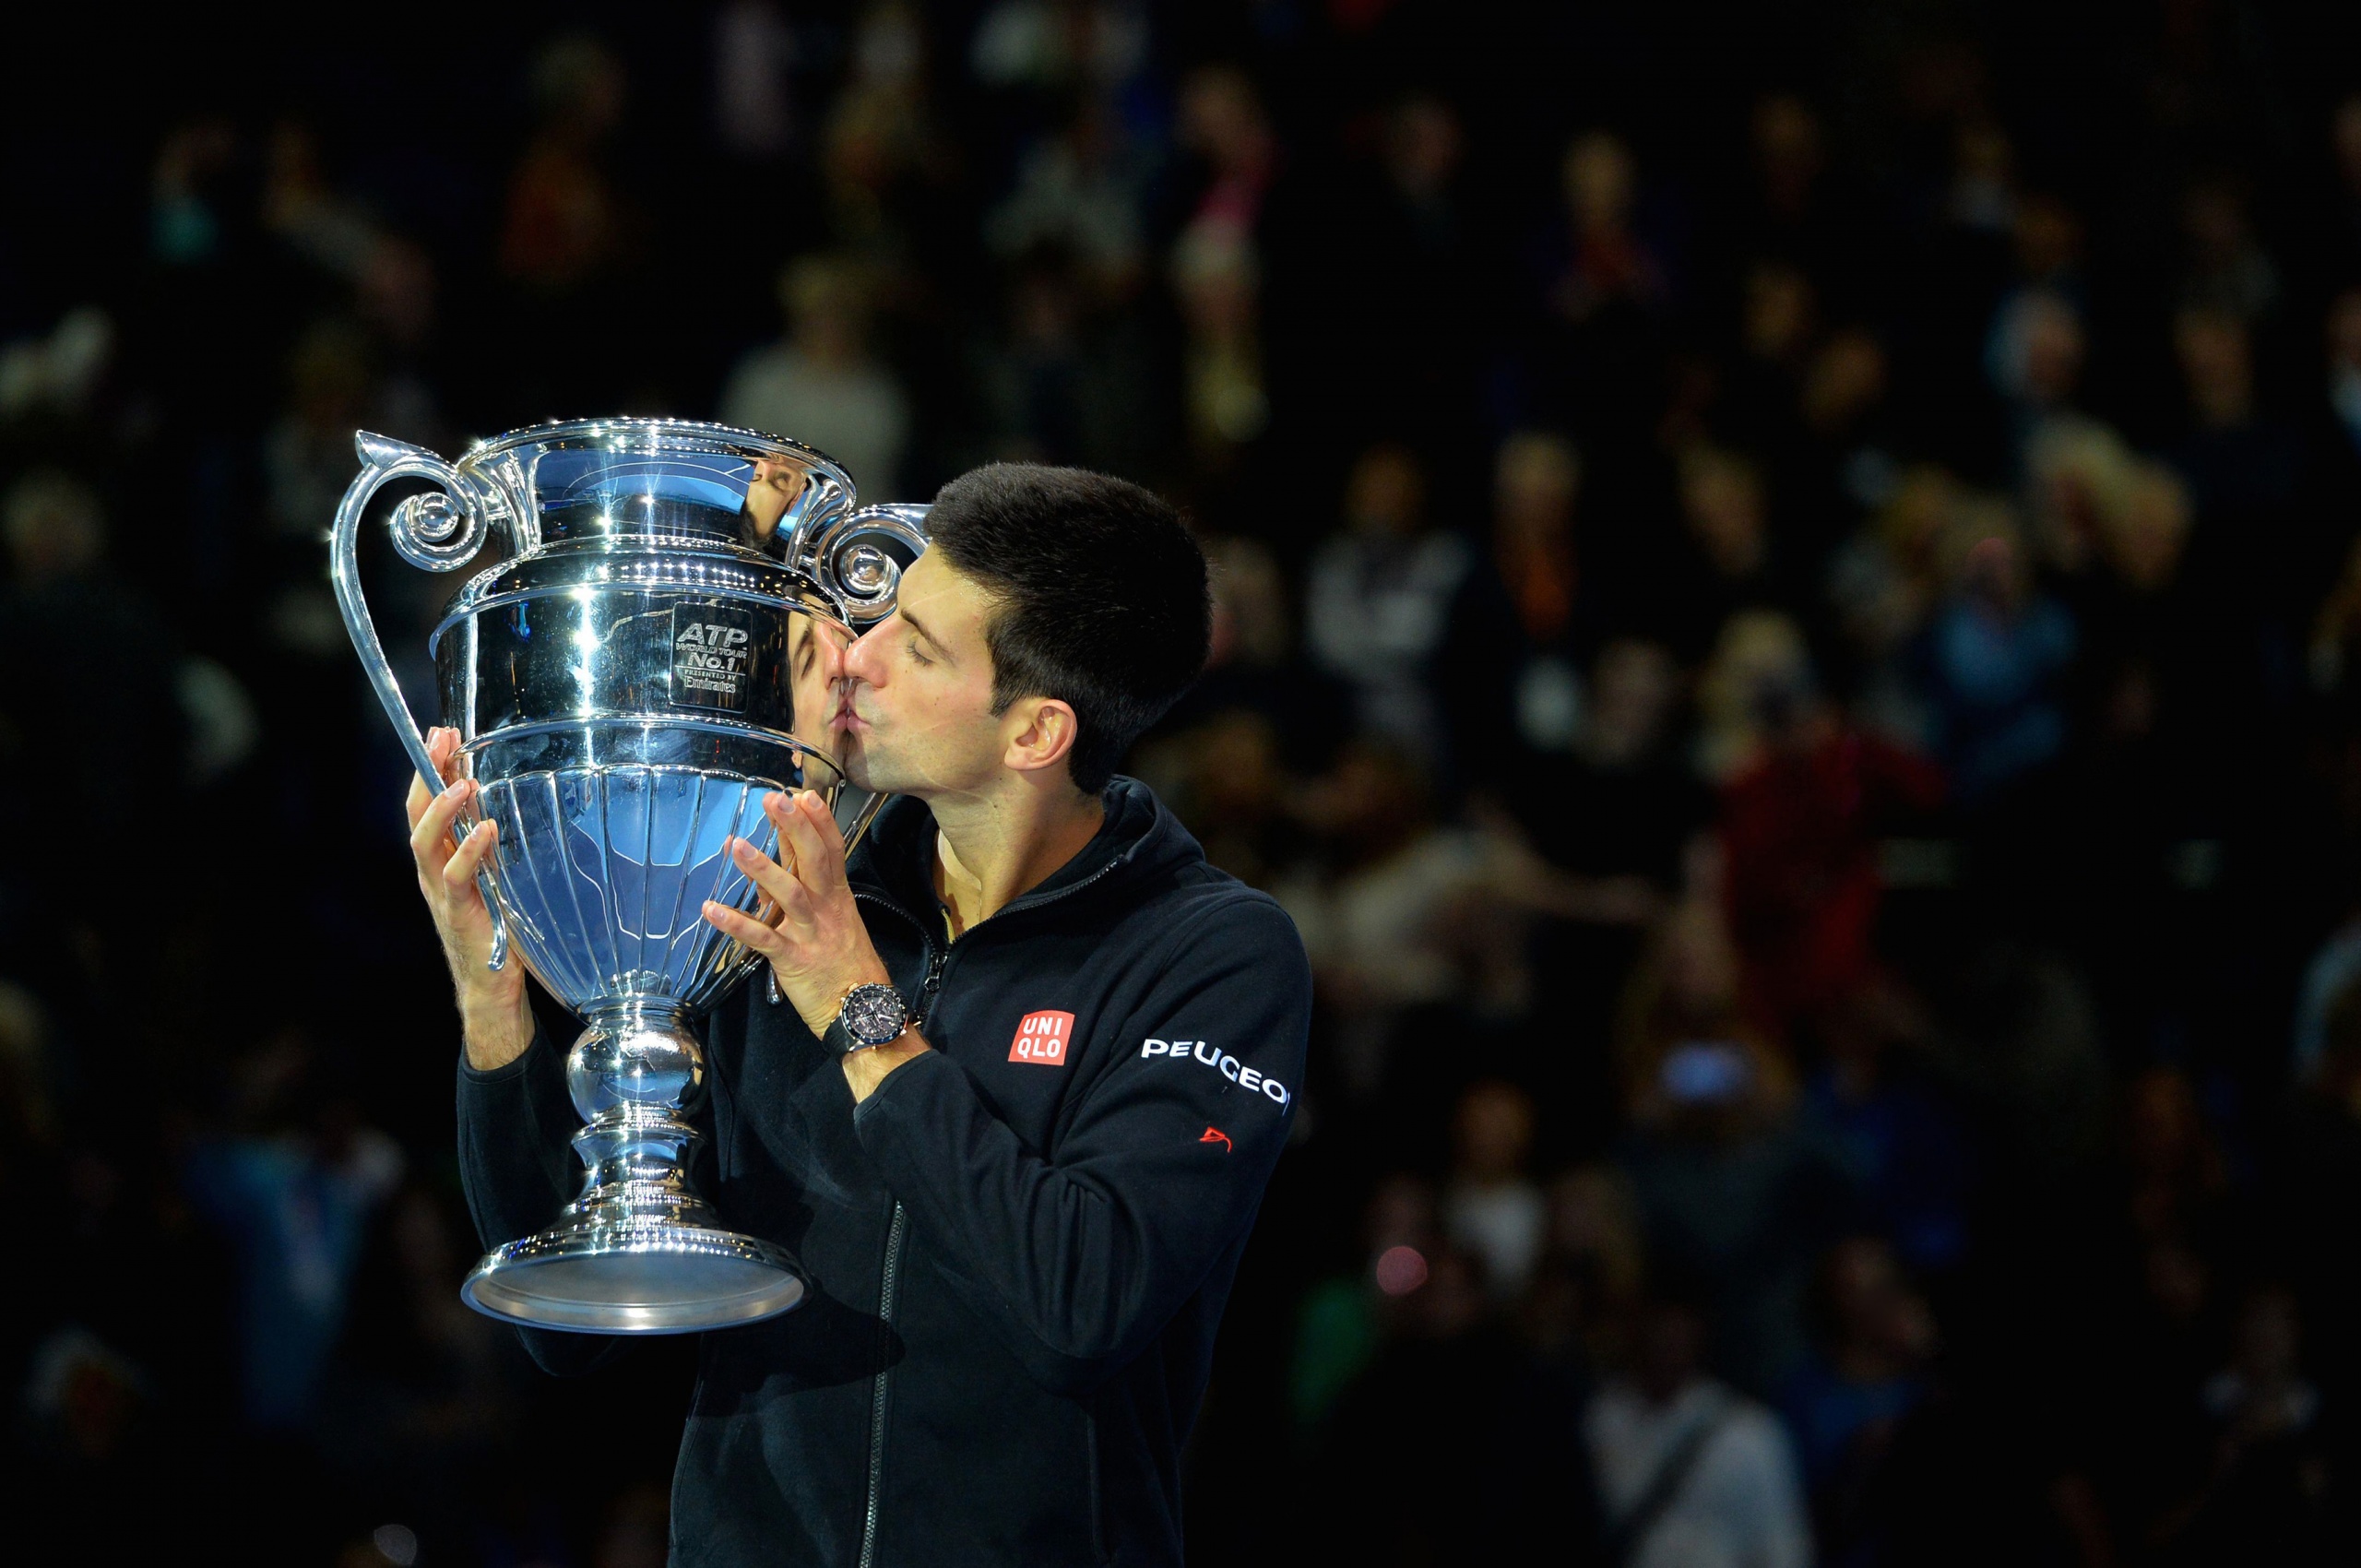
[462, 1001, 807, 1333]
[463, 1219, 805, 1334]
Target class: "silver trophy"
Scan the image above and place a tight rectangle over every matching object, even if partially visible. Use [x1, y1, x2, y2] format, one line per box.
[331, 418, 929, 1334]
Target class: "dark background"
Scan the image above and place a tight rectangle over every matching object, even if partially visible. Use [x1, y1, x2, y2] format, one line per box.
[10, 1, 2361, 1562]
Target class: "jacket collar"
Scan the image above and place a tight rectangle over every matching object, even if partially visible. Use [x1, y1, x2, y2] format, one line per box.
[848, 777, 1196, 931]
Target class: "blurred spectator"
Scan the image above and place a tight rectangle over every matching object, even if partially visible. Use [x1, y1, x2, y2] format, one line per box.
[1305, 1198, 1579, 1563]
[1946, 119, 2017, 238]
[1327, 91, 1483, 452]
[1169, 65, 1276, 475]
[0, 982, 58, 1182]
[1992, 193, 2086, 327]
[1778, 1237, 1936, 1550]
[1710, 618, 1943, 1026]
[262, 124, 385, 287]
[594, 1481, 674, 1568]
[184, 1028, 404, 1430]
[2330, 286, 2361, 463]
[1913, 519, 2077, 805]
[265, 318, 380, 546]
[1662, 445, 1796, 660]
[989, 98, 1148, 298]
[1523, 1165, 1647, 1377]
[2293, 907, 2361, 1084]
[721, 253, 911, 496]
[498, 33, 642, 413]
[1988, 290, 2091, 481]
[972, 232, 1160, 475]
[1288, 1172, 1438, 1436]
[821, 7, 946, 271]
[1171, 204, 1269, 467]
[1278, 742, 1525, 1087]
[972, 0, 1147, 97]
[1722, 261, 1817, 456]
[1536, 130, 1672, 441]
[1548, 131, 1667, 327]
[2177, 174, 2278, 323]
[0, 471, 187, 921]
[2153, 1285, 2331, 1559]
[1695, 610, 1810, 783]
[500, 36, 630, 293]
[1490, 430, 1589, 754]
[1175, 65, 1276, 249]
[14, 1324, 190, 1560]
[1802, 980, 1973, 1275]
[2172, 306, 2297, 523]
[1444, 1080, 1546, 1300]
[1739, 95, 1845, 290]
[315, 1182, 526, 1552]
[1515, 637, 1706, 890]
[1828, 465, 1964, 740]
[2328, 94, 2361, 276]
[147, 116, 238, 267]
[1303, 444, 1469, 748]
[712, 1, 802, 161]
[1584, 1284, 1812, 1568]
[2279, 980, 2361, 1395]
[0, 305, 113, 429]
[1614, 897, 1857, 1392]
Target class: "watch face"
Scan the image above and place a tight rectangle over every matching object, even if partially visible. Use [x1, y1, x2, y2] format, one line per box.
[842, 984, 908, 1047]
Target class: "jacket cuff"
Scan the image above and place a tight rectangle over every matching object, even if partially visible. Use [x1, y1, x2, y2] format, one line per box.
[458, 1026, 552, 1086]
[849, 1046, 955, 1140]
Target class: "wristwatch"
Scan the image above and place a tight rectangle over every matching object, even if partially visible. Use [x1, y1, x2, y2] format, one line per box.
[825, 982, 913, 1054]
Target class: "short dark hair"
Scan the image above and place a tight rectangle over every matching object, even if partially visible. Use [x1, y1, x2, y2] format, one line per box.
[927, 464, 1210, 793]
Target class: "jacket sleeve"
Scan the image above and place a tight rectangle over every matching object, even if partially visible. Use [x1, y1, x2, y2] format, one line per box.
[456, 1021, 622, 1376]
[849, 892, 1311, 1390]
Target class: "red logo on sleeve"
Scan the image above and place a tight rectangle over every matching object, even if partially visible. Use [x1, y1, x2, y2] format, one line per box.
[1199, 1126, 1232, 1152]
[1008, 1010, 1075, 1065]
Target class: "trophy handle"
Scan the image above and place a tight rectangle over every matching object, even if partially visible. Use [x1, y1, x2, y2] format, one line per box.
[803, 504, 931, 624]
[329, 430, 512, 970]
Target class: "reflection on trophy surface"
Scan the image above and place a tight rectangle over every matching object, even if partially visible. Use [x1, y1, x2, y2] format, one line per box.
[329, 417, 927, 1332]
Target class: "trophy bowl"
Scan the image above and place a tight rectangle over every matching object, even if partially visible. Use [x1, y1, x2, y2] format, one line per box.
[329, 417, 928, 1333]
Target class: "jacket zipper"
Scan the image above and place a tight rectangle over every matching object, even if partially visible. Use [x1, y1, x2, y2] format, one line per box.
[855, 921, 944, 1568]
[846, 849, 1124, 1567]
[857, 1202, 906, 1568]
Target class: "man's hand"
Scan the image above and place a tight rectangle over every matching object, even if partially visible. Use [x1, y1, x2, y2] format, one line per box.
[407, 726, 535, 1072]
[705, 791, 913, 1092]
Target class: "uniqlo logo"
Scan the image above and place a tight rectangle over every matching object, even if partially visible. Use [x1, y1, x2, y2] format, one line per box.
[1008, 1010, 1074, 1065]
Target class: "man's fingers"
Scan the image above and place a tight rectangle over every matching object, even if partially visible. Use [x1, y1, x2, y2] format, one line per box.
[405, 728, 467, 829]
[769, 790, 848, 894]
[727, 836, 814, 927]
[410, 776, 473, 870]
[702, 898, 785, 958]
[441, 818, 498, 889]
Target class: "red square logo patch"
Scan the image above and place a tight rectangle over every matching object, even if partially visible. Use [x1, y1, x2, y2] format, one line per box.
[1008, 1009, 1075, 1065]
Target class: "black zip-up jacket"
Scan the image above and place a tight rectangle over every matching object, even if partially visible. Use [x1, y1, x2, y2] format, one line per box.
[456, 778, 1311, 1567]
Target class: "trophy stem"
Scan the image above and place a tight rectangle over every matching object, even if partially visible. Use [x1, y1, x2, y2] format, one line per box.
[460, 1000, 804, 1334]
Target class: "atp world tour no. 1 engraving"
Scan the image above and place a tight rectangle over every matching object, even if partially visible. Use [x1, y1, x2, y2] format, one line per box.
[670, 604, 757, 712]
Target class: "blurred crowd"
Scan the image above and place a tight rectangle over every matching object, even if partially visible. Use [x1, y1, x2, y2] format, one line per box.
[11, 2, 2361, 1563]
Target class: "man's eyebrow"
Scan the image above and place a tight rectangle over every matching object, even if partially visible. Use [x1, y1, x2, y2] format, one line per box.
[897, 606, 951, 659]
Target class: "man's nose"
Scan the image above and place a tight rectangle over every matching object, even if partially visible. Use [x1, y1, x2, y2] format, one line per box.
[840, 624, 884, 686]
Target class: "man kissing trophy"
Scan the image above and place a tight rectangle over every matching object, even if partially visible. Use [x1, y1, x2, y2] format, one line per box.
[331, 418, 927, 1331]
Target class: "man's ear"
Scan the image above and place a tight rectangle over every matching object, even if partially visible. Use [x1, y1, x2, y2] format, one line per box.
[1002, 695, 1081, 777]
